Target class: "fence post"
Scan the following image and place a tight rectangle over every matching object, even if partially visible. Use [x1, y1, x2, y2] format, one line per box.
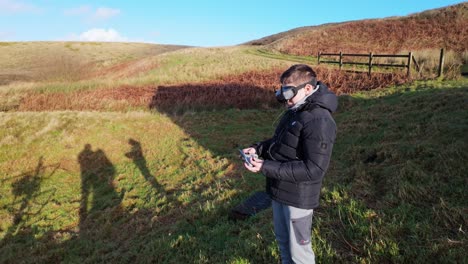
[339, 51, 343, 70]
[318, 51, 321, 65]
[412, 55, 420, 72]
[407, 52, 412, 78]
[368, 52, 373, 76]
[438, 48, 445, 78]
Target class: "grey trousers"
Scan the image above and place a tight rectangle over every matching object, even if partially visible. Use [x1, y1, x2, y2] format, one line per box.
[272, 200, 315, 264]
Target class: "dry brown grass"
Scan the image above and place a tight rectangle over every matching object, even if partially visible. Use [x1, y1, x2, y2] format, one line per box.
[411, 49, 464, 79]
[18, 86, 155, 111]
[269, 3, 467, 56]
[317, 68, 408, 94]
[18, 67, 409, 112]
[33, 52, 92, 82]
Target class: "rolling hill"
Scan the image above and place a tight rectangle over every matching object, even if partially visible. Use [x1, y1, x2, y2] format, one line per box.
[0, 41, 189, 85]
[245, 2, 468, 55]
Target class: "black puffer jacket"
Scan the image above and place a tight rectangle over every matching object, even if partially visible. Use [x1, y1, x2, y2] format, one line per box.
[255, 82, 337, 209]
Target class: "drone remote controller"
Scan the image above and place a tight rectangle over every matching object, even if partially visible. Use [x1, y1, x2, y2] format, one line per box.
[239, 149, 258, 167]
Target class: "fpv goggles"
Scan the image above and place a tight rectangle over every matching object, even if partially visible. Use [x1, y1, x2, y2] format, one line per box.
[275, 80, 317, 103]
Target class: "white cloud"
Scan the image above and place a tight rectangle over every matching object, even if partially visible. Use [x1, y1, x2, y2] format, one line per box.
[75, 28, 128, 42]
[62, 29, 154, 43]
[0, 0, 41, 13]
[92, 7, 120, 20]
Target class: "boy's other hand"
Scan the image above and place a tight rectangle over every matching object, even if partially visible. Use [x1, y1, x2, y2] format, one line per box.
[244, 157, 263, 173]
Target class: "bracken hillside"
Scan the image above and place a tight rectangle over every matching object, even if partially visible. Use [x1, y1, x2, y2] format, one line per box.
[246, 2, 468, 55]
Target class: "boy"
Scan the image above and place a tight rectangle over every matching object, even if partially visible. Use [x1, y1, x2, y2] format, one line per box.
[243, 64, 337, 264]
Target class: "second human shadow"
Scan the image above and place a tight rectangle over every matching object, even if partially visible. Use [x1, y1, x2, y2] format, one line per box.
[125, 138, 165, 194]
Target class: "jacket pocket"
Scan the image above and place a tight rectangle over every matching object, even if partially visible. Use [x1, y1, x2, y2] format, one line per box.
[291, 213, 313, 245]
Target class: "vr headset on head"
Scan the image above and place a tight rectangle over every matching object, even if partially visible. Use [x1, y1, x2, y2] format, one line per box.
[275, 80, 318, 103]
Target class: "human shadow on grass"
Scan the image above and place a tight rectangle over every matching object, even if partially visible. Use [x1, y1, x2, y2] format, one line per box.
[23, 144, 126, 262]
[1, 158, 44, 241]
[16, 144, 127, 263]
[0, 157, 59, 263]
[76, 144, 123, 239]
[69, 140, 271, 263]
[125, 138, 164, 193]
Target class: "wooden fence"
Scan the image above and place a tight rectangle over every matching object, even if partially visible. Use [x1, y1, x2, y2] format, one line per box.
[317, 51, 425, 77]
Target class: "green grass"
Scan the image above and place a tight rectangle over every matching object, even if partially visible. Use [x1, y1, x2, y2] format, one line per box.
[323, 79, 467, 262]
[0, 110, 275, 263]
[129, 46, 288, 86]
[1, 78, 467, 263]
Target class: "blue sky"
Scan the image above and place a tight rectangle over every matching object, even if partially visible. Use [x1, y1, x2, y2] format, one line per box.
[0, 0, 465, 46]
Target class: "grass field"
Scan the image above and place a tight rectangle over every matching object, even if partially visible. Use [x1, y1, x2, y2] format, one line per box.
[0, 41, 467, 263]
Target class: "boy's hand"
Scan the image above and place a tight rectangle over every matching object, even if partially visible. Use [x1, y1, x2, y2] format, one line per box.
[244, 157, 263, 173]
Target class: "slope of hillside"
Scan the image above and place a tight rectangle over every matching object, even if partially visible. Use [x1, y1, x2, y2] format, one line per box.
[245, 3, 468, 55]
[242, 23, 339, 46]
[0, 42, 189, 84]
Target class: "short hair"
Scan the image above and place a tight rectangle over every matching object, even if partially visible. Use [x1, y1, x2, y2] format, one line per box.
[280, 64, 317, 86]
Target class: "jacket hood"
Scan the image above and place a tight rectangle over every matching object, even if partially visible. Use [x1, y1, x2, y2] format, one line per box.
[298, 81, 338, 113]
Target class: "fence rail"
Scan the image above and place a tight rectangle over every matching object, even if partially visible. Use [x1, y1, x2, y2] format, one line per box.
[317, 50, 430, 77]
